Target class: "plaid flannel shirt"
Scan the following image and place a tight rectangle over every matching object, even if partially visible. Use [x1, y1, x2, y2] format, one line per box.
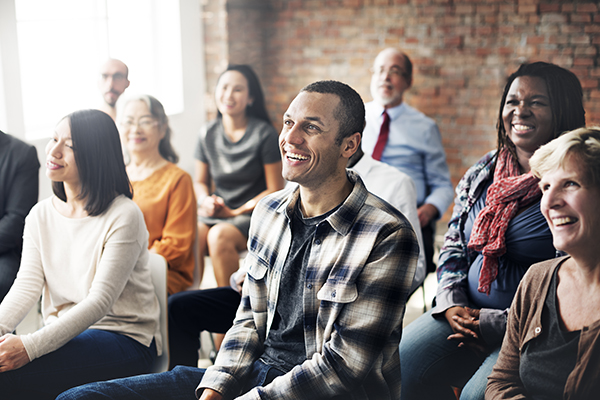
[197, 171, 418, 400]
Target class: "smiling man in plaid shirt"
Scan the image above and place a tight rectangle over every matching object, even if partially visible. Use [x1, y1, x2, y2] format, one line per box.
[58, 80, 418, 400]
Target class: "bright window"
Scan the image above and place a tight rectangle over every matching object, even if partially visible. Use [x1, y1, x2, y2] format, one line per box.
[15, 0, 183, 139]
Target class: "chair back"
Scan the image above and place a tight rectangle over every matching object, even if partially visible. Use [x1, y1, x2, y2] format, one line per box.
[148, 252, 170, 373]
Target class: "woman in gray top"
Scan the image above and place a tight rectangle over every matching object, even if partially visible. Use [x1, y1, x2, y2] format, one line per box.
[194, 64, 284, 287]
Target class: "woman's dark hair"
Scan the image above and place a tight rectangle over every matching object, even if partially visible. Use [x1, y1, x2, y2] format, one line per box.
[122, 94, 179, 163]
[496, 61, 586, 161]
[52, 109, 132, 216]
[216, 64, 271, 124]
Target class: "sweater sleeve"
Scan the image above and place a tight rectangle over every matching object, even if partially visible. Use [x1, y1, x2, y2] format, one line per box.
[148, 171, 197, 294]
[0, 212, 45, 335]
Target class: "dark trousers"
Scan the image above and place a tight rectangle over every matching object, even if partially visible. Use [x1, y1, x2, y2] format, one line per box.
[421, 221, 438, 274]
[168, 287, 241, 369]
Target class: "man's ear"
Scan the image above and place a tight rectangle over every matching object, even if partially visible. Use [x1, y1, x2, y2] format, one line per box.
[341, 132, 361, 159]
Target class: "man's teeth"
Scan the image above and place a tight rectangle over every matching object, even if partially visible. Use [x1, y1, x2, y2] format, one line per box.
[554, 217, 577, 226]
[288, 153, 309, 161]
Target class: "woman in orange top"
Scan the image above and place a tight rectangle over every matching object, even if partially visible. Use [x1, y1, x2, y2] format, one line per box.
[119, 95, 196, 295]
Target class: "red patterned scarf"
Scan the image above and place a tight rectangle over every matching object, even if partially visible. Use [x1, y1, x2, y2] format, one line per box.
[468, 148, 542, 295]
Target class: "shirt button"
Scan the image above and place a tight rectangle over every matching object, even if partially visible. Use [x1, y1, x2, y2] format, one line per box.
[315, 239, 321, 245]
[331, 290, 336, 298]
[307, 283, 313, 289]
[534, 327, 541, 334]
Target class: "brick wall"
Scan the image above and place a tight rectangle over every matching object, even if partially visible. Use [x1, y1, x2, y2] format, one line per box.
[203, 0, 600, 220]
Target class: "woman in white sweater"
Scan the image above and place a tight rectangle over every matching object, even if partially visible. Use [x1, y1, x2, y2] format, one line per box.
[0, 109, 161, 399]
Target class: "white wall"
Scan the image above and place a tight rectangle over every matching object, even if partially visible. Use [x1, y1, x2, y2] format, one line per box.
[0, 0, 205, 201]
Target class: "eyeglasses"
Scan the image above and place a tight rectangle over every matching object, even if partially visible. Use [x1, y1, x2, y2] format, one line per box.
[100, 73, 127, 82]
[120, 117, 158, 130]
[370, 66, 406, 78]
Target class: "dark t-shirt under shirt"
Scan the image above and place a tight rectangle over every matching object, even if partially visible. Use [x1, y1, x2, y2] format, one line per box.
[260, 202, 338, 373]
[520, 265, 580, 399]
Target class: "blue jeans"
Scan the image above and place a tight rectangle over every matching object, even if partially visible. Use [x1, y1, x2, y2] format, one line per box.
[399, 310, 499, 400]
[57, 359, 285, 399]
[0, 329, 156, 400]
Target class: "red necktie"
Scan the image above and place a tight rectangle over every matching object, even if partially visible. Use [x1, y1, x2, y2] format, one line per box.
[372, 111, 390, 161]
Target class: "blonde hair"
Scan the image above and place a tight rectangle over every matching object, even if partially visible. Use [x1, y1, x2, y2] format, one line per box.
[530, 126, 600, 187]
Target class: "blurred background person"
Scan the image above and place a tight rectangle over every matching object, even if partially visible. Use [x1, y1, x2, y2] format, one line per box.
[0, 109, 160, 399]
[0, 130, 39, 302]
[487, 127, 600, 400]
[98, 58, 130, 121]
[120, 94, 196, 295]
[399, 61, 586, 400]
[194, 64, 284, 287]
[364, 48, 454, 275]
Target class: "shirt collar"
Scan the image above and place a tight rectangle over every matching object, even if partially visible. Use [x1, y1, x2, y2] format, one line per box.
[276, 170, 368, 236]
[373, 102, 406, 121]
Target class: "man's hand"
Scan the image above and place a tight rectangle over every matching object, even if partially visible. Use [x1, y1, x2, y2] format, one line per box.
[417, 203, 438, 227]
[445, 307, 487, 356]
[199, 388, 224, 400]
[0, 334, 30, 372]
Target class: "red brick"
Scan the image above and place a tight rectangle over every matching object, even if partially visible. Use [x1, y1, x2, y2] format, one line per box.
[476, 4, 496, 14]
[561, 4, 575, 12]
[526, 35, 546, 45]
[580, 79, 599, 89]
[455, 4, 474, 14]
[539, 3, 560, 13]
[541, 13, 567, 23]
[571, 14, 592, 23]
[571, 35, 591, 45]
[518, 4, 537, 14]
[476, 25, 494, 35]
[574, 46, 598, 56]
[576, 3, 598, 13]
[499, 4, 516, 13]
[444, 35, 463, 46]
[585, 24, 600, 33]
[484, 14, 498, 24]
[560, 25, 584, 34]
[574, 58, 595, 66]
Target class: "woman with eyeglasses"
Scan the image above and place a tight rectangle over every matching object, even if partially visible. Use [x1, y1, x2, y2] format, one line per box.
[119, 95, 196, 295]
[195, 64, 284, 287]
[0, 109, 160, 399]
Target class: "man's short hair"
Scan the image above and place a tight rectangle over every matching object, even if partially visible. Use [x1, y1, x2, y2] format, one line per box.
[301, 80, 365, 145]
[400, 52, 413, 85]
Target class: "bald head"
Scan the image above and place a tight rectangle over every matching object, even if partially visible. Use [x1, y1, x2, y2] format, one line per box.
[98, 59, 130, 108]
[370, 48, 412, 109]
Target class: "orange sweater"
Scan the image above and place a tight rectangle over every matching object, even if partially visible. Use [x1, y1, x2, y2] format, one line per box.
[131, 163, 197, 294]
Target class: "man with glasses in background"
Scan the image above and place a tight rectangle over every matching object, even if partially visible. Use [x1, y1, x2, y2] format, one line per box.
[97, 58, 130, 121]
[363, 47, 453, 276]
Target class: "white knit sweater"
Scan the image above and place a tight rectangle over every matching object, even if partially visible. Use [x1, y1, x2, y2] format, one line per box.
[0, 195, 161, 361]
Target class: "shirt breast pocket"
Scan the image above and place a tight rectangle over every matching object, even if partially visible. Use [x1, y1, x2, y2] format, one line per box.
[246, 252, 268, 282]
[317, 281, 358, 304]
